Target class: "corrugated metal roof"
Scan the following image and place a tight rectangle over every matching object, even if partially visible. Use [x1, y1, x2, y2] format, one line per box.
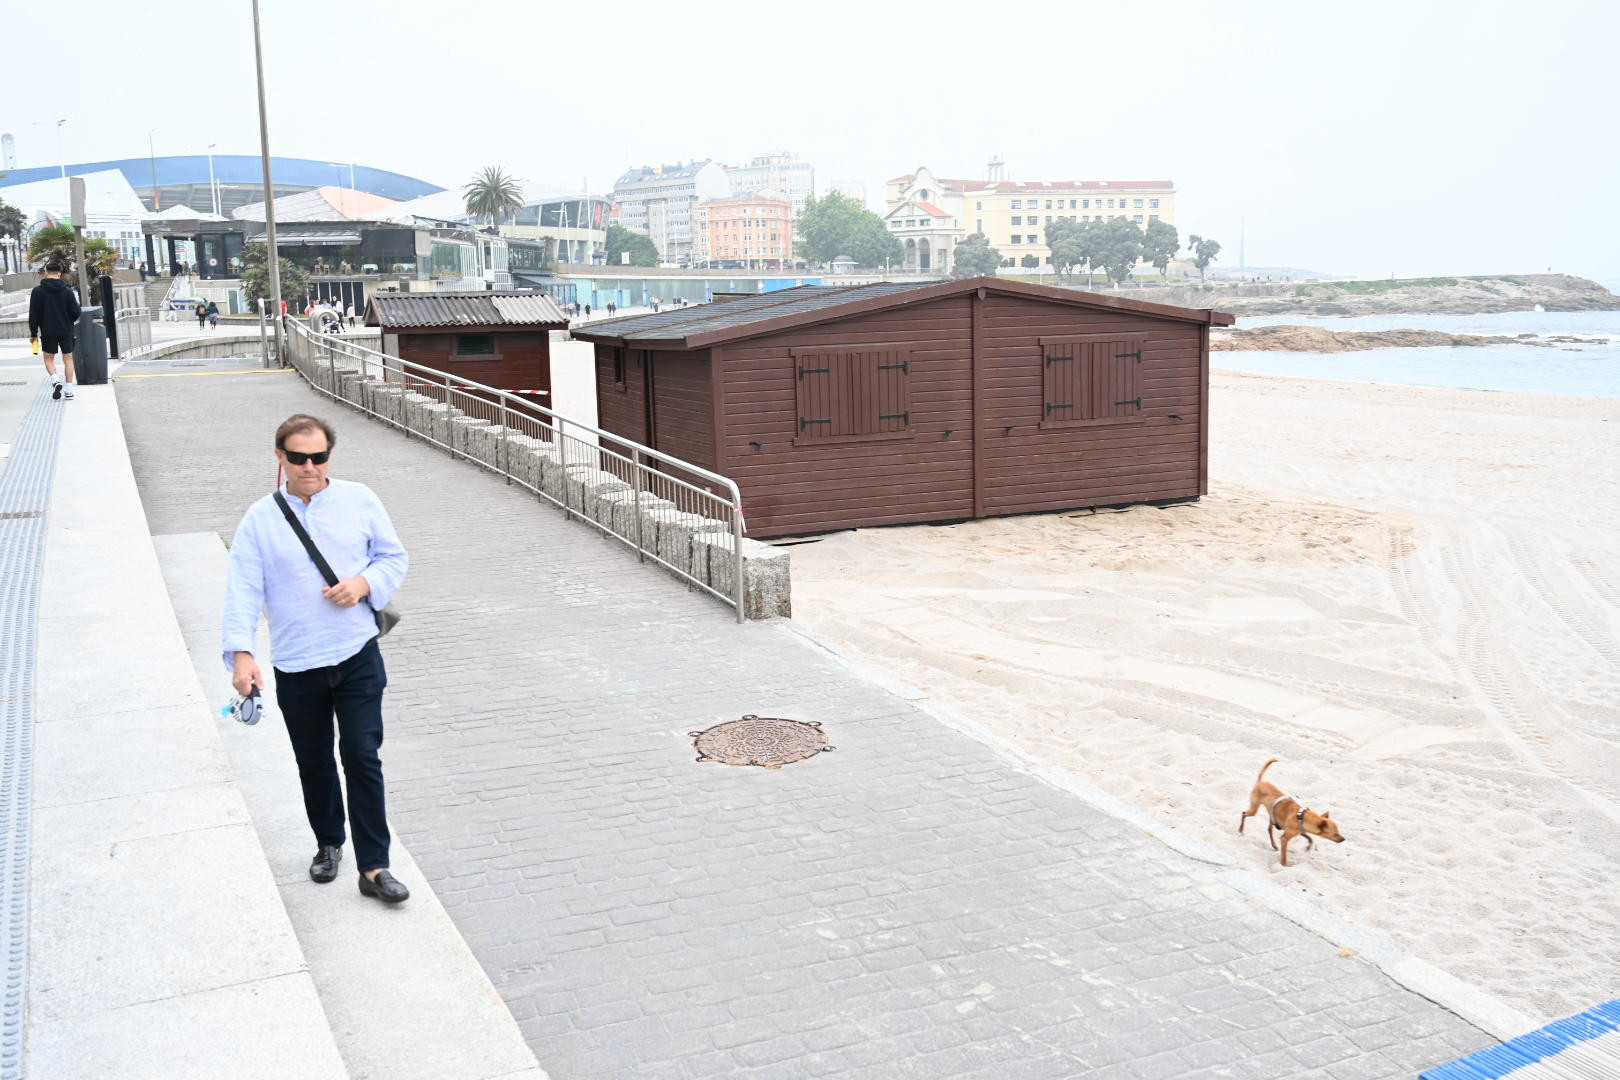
[579, 282, 941, 344]
[1420, 999, 1620, 1079]
[367, 291, 569, 328]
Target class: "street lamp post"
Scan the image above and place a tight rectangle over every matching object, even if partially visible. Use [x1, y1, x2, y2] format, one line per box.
[148, 130, 161, 211]
[207, 143, 219, 216]
[251, 0, 284, 365]
[55, 118, 66, 178]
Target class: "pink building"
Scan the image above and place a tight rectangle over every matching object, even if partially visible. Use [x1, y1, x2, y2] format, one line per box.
[695, 192, 794, 269]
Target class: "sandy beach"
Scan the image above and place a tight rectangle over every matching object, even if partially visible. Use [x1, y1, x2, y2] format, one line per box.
[789, 369, 1620, 1024]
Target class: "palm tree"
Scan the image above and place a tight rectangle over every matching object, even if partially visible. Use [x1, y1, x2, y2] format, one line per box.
[0, 201, 25, 273]
[27, 223, 120, 286]
[462, 166, 524, 228]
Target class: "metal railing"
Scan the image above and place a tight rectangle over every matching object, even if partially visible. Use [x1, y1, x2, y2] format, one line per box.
[280, 317, 749, 621]
[114, 306, 152, 352]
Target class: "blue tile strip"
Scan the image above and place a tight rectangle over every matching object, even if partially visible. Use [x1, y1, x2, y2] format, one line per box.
[1421, 999, 1620, 1079]
[0, 380, 66, 1080]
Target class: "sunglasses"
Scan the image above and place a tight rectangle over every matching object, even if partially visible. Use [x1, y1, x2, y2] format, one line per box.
[281, 449, 331, 466]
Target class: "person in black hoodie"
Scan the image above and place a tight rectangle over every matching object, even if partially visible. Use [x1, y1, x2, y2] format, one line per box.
[28, 261, 82, 401]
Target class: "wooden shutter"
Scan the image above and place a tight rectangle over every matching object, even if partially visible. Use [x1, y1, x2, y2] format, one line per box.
[1043, 345, 1079, 422]
[794, 346, 913, 442]
[1041, 337, 1143, 426]
[796, 353, 848, 437]
[859, 349, 910, 434]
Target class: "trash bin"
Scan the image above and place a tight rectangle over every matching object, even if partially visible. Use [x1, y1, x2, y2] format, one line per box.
[74, 310, 110, 385]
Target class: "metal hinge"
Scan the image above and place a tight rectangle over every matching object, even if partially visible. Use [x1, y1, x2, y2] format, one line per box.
[798, 366, 830, 380]
[1115, 397, 1141, 408]
[878, 361, 908, 372]
[1045, 355, 1073, 366]
[800, 417, 831, 430]
[1118, 350, 1142, 361]
[1046, 402, 1073, 413]
[879, 412, 909, 424]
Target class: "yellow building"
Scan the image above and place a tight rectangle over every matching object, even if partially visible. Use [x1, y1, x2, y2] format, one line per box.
[885, 166, 1177, 269]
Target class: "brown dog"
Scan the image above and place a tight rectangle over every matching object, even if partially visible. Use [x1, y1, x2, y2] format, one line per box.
[1239, 758, 1345, 867]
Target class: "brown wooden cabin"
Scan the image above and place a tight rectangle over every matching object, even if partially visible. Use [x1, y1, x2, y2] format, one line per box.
[571, 277, 1235, 539]
[364, 291, 568, 398]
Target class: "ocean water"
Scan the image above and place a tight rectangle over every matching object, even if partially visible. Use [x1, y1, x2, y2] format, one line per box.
[1215, 310, 1620, 398]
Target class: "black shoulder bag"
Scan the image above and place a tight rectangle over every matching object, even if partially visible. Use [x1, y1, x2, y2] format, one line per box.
[273, 491, 402, 638]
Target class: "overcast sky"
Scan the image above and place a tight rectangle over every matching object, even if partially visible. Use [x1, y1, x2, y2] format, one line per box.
[8, 0, 1616, 283]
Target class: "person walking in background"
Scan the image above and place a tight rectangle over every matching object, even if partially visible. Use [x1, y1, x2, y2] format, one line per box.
[345, 302, 355, 327]
[206, 299, 221, 329]
[584, 303, 591, 318]
[28, 260, 80, 401]
[139, 261, 149, 281]
[223, 413, 412, 904]
[196, 299, 209, 330]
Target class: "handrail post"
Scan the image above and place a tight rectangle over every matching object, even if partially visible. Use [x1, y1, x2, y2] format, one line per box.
[442, 368, 454, 456]
[632, 447, 645, 562]
[732, 495, 745, 623]
[498, 394, 510, 484]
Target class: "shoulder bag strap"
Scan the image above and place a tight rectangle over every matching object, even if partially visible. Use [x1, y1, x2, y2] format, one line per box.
[273, 490, 339, 588]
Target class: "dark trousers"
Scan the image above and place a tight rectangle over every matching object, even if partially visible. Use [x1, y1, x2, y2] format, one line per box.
[274, 638, 391, 871]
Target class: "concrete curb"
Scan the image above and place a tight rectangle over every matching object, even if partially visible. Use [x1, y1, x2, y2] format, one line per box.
[780, 619, 1541, 1044]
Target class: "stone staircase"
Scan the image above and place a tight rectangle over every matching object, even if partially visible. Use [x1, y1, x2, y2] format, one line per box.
[142, 276, 175, 314]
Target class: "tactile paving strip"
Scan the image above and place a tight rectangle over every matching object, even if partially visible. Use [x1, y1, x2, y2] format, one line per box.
[0, 380, 65, 1079]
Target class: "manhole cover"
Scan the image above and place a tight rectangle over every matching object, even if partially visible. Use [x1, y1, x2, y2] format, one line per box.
[690, 715, 834, 769]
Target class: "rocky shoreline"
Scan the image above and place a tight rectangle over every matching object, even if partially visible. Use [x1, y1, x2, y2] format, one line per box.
[1210, 273, 1618, 317]
[1208, 325, 1617, 353]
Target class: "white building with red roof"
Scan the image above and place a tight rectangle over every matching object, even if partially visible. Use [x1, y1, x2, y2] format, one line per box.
[885, 165, 1176, 271]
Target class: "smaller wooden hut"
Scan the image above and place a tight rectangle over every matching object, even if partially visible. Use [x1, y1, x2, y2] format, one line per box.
[573, 277, 1235, 538]
[364, 291, 568, 396]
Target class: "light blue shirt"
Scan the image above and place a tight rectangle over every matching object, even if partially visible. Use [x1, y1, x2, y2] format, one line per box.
[222, 478, 409, 674]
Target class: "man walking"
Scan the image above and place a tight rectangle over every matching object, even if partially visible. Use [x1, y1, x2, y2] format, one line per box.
[28, 261, 80, 401]
[222, 414, 412, 903]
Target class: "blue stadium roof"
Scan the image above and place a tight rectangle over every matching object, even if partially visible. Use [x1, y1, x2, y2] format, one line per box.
[0, 155, 443, 201]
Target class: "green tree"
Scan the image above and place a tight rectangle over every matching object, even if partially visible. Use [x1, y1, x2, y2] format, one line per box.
[1020, 254, 1040, 269]
[604, 224, 659, 267]
[239, 241, 310, 312]
[26, 224, 120, 287]
[1092, 217, 1145, 284]
[950, 232, 1002, 278]
[1142, 220, 1180, 278]
[797, 191, 901, 268]
[462, 166, 524, 228]
[1187, 234, 1222, 280]
[1044, 218, 1084, 279]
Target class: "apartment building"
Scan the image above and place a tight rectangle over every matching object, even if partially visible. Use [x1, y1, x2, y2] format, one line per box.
[722, 152, 815, 220]
[885, 166, 1177, 267]
[611, 160, 730, 263]
[694, 192, 794, 269]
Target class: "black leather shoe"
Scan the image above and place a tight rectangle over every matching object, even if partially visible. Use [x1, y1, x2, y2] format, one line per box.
[358, 869, 409, 904]
[309, 845, 342, 884]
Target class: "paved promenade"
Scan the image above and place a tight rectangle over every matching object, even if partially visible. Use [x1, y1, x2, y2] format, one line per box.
[96, 353, 1502, 1079]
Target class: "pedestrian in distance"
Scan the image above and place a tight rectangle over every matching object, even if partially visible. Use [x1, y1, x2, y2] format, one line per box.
[584, 303, 591, 318]
[207, 300, 221, 329]
[28, 260, 80, 401]
[607, 301, 615, 316]
[223, 413, 412, 904]
[196, 299, 209, 330]
[345, 302, 355, 327]
[139, 261, 149, 281]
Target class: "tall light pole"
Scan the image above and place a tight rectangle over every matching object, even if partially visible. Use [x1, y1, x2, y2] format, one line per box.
[148, 130, 161, 211]
[55, 119, 66, 178]
[252, 0, 284, 364]
[207, 143, 219, 216]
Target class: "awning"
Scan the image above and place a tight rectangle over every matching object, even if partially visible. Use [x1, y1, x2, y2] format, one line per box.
[246, 230, 361, 246]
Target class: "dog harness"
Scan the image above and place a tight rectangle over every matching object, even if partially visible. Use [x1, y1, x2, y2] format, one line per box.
[1268, 795, 1307, 831]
